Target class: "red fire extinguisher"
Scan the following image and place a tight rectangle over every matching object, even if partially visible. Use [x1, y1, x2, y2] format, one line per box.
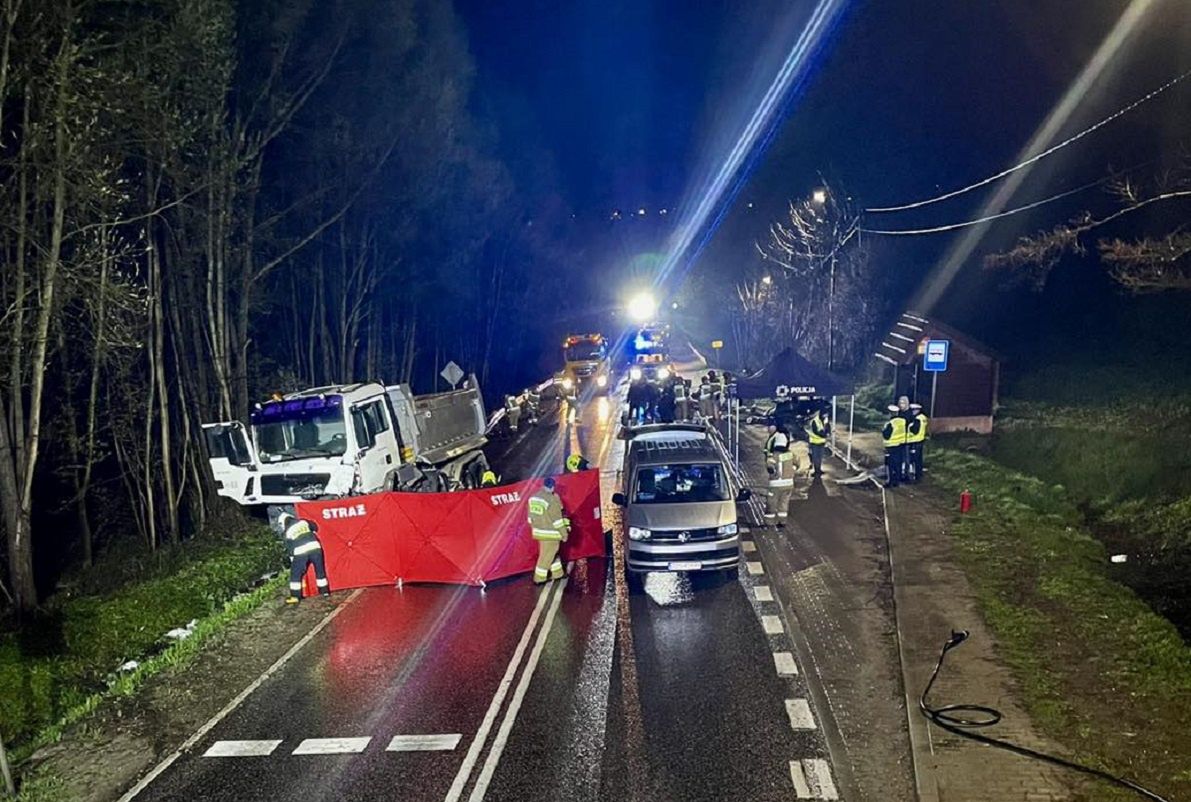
[960, 489, 973, 514]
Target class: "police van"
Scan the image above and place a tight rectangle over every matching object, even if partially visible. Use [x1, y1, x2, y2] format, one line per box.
[612, 423, 750, 587]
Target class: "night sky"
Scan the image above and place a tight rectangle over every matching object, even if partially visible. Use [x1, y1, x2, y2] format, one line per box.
[457, 0, 1191, 358]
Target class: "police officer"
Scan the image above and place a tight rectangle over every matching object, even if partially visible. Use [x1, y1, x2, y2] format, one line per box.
[504, 394, 522, 433]
[277, 511, 330, 604]
[806, 405, 830, 476]
[882, 404, 908, 488]
[565, 453, 590, 473]
[764, 424, 794, 526]
[527, 477, 570, 584]
[906, 402, 928, 483]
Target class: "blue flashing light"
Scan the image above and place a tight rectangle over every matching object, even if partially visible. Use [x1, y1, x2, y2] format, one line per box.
[250, 394, 343, 424]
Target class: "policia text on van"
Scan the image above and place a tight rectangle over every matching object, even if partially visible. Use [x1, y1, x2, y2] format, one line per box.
[612, 424, 751, 586]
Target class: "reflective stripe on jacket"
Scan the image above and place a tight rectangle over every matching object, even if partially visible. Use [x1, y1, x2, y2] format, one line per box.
[906, 413, 929, 444]
[528, 490, 569, 542]
[807, 415, 828, 445]
[284, 519, 322, 557]
[882, 417, 908, 447]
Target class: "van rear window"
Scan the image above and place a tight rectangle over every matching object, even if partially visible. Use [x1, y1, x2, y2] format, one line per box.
[633, 464, 727, 504]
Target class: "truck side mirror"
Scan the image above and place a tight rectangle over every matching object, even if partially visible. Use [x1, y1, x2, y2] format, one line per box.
[612, 492, 627, 507]
[736, 488, 752, 503]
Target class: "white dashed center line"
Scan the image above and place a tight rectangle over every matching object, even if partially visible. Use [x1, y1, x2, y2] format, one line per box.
[761, 614, 784, 635]
[386, 734, 462, 752]
[292, 737, 372, 755]
[746, 561, 765, 575]
[742, 540, 757, 553]
[790, 758, 840, 799]
[785, 698, 817, 730]
[773, 651, 799, 676]
[753, 585, 773, 602]
[202, 740, 282, 758]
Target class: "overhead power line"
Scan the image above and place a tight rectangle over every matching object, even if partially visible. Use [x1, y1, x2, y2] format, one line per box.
[865, 67, 1191, 214]
[859, 177, 1105, 236]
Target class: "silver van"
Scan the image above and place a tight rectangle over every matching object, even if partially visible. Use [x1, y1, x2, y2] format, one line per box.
[612, 423, 751, 586]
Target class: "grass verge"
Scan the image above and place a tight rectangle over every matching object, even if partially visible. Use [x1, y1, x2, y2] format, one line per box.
[0, 528, 284, 764]
[928, 447, 1191, 802]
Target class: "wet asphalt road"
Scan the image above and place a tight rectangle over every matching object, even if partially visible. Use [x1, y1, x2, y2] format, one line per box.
[126, 363, 850, 802]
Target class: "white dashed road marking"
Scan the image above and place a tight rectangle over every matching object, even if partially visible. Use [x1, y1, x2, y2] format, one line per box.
[746, 561, 765, 575]
[742, 540, 757, 553]
[773, 651, 799, 676]
[762, 615, 784, 635]
[790, 758, 840, 799]
[292, 737, 372, 755]
[202, 740, 282, 758]
[785, 698, 817, 730]
[387, 734, 462, 752]
[754, 585, 773, 602]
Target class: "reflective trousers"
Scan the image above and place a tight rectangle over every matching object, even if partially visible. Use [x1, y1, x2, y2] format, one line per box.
[289, 550, 329, 599]
[534, 539, 564, 583]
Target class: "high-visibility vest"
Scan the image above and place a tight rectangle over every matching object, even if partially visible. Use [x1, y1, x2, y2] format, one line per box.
[882, 417, 908, 447]
[807, 415, 828, 445]
[674, 383, 686, 401]
[528, 490, 569, 541]
[284, 518, 322, 557]
[907, 413, 928, 444]
[765, 431, 793, 462]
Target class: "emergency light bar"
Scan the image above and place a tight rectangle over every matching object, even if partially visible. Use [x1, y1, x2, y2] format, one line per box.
[250, 394, 343, 424]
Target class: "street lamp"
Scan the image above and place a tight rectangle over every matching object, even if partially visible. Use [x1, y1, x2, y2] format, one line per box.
[761, 275, 772, 285]
[812, 188, 828, 205]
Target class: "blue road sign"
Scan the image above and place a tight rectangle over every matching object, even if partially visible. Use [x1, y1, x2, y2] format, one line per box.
[924, 339, 949, 372]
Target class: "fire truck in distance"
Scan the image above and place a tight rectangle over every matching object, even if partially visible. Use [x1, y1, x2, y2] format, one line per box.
[560, 333, 612, 394]
[202, 377, 490, 507]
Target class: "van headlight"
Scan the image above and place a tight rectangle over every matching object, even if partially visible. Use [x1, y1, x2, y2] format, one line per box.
[561, 377, 574, 391]
[628, 526, 651, 541]
[657, 367, 671, 381]
[717, 523, 738, 536]
[596, 374, 608, 388]
[630, 367, 643, 381]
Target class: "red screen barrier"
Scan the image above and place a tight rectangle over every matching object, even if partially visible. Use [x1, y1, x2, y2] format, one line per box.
[295, 470, 605, 595]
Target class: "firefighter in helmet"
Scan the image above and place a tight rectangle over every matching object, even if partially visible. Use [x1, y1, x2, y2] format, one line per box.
[275, 509, 330, 604]
[764, 424, 794, 525]
[565, 453, 590, 473]
[527, 476, 570, 584]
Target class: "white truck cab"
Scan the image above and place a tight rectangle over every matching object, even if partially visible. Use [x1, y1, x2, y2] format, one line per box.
[203, 379, 488, 506]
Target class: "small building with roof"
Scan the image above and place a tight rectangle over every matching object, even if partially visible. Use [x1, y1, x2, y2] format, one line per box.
[874, 312, 1001, 434]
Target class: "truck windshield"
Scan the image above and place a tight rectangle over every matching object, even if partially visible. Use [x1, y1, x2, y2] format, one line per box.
[252, 404, 347, 463]
[633, 464, 728, 504]
[566, 343, 603, 361]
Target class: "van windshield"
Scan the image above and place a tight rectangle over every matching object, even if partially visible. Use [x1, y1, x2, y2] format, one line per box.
[633, 464, 728, 504]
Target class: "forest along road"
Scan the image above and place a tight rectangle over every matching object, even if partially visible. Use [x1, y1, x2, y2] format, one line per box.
[120, 363, 847, 802]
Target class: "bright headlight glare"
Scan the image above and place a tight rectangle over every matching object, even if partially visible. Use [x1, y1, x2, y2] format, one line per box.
[628, 526, 651, 541]
[630, 367, 643, 381]
[596, 375, 608, 387]
[561, 378, 574, 390]
[717, 523, 738, 536]
[657, 367, 671, 381]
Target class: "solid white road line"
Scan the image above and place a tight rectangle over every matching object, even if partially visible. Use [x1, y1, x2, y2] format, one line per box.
[202, 740, 282, 758]
[746, 561, 765, 575]
[762, 615, 784, 635]
[785, 698, 817, 730]
[443, 580, 556, 802]
[292, 737, 371, 755]
[467, 576, 569, 802]
[754, 585, 774, 602]
[742, 540, 758, 553]
[117, 588, 364, 801]
[387, 734, 462, 752]
[773, 651, 799, 676]
[804, 758, 840, 800]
